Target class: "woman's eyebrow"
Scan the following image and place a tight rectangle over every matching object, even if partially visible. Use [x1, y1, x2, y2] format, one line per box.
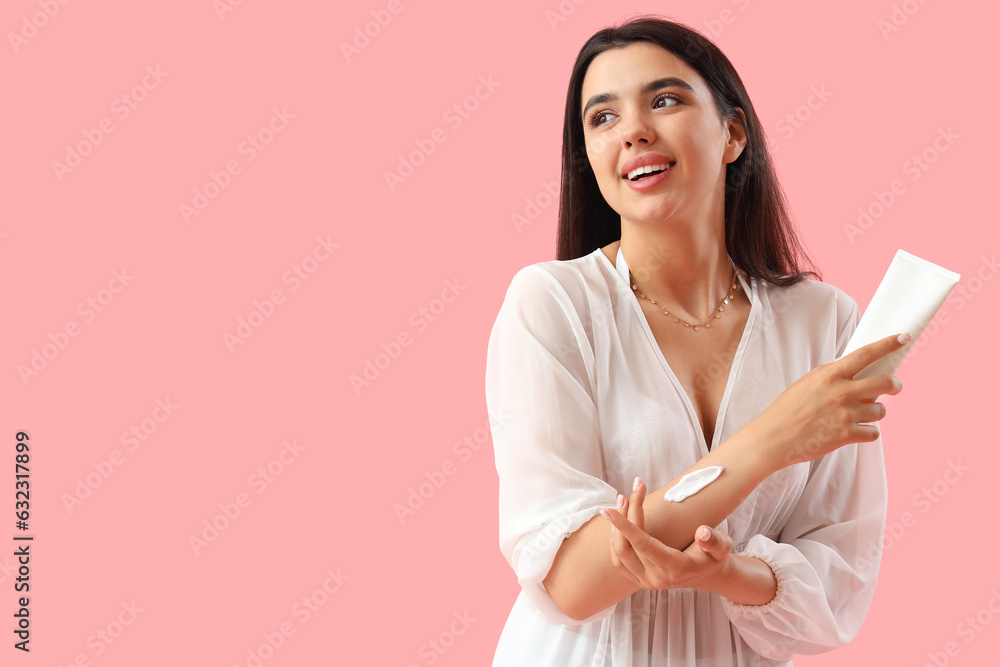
[582, 77, 696, 119]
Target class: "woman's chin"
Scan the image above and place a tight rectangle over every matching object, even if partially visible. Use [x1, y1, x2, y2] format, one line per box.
[620, 203, 682, 228]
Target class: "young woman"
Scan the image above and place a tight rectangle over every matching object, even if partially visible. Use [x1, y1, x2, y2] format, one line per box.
[485, 15, 908, 667]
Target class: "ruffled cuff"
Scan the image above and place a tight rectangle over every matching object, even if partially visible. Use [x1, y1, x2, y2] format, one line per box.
[718, 533, 877, 661]
[721, 546, 787, 615]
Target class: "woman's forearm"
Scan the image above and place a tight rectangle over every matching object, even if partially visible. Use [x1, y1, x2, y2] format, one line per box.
[708, 554, 778, 606]
[543, 424, 777, 621]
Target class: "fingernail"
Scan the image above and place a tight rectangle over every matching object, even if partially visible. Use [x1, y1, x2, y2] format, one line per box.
[617, 493, 624, 510]
[600, 509, 611, 522]
[897, 332, 911, 344]
[633, 476, 641, 492]
[699, 527, 711, 541]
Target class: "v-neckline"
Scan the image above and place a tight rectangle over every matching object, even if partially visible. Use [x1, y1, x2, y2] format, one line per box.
[597, 245, 759, 456]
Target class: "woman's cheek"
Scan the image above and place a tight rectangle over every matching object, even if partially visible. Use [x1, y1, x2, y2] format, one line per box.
[586, 131, 615, 162]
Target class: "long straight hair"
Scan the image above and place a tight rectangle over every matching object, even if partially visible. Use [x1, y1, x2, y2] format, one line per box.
[556, 15, 820, 286]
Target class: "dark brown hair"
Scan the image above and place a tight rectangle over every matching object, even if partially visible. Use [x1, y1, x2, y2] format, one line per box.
[556, 15, 820, 286]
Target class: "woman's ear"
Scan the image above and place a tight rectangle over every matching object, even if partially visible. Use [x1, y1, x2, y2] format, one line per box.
[724, 107, 748, 164]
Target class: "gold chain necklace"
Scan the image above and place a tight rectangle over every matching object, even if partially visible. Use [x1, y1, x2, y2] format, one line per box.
[628, 267, 740, 332]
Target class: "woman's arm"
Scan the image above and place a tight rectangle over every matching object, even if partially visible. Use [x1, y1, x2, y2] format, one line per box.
[601, 488, 780, 607]
[705, 554, 779, 606]
[543, 423, 775, 621]
[544, 332, 907, 621]
[718, 437, 888, 660]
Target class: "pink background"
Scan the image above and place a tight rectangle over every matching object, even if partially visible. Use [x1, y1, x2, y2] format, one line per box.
[2, 0, 996, 665]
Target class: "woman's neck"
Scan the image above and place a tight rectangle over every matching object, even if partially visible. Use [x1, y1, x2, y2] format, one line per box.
[619, 219, 735, 323]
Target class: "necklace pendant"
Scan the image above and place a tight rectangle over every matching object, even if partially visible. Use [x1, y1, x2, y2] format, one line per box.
[628, 265, 741, 332]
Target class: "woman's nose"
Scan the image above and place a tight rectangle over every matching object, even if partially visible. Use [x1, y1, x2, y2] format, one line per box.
[620, 113, 655, 147]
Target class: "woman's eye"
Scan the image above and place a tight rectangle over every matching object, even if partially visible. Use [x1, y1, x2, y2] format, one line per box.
[589, 111, 614, 127]
[587, 95, 678, 127]
[653, 94, 680, 109]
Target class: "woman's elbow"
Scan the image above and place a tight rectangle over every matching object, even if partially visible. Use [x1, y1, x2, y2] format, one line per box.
[542, 572, 602, 623]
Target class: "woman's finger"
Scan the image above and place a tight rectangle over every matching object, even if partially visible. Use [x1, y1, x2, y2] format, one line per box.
[692, 526, 732, 563]
[609, 494, 627, 549]
[847, 421, 881, 443]
[853, 373, 903, 402]
[857, 400, 888, 423]
[628, 477, 647, 531]
[602, 507, 648, 582]
[608, 540, 644, 588]
[837, 332, 911, 379]
[602, 507, 694, 588]
[617, 496, 652, 578]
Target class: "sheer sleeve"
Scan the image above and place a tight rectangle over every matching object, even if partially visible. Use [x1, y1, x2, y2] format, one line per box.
[721, 296, 888, 660]
[486, 266, 620, 626]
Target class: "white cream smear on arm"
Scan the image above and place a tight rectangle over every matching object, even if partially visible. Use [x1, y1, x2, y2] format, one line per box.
[663, 466, 724, 502]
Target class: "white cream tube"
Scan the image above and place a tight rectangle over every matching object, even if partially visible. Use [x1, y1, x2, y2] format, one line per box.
[839, 249, 960, 380]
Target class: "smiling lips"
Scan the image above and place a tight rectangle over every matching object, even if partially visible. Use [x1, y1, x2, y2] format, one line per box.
[620, 152, 675, 186]
[620, 153, 675, 190]
[626, 163, 671, 180]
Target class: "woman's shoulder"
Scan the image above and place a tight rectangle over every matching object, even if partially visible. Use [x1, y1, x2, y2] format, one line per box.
[487, 252, 614, 360]
[756, 275, 861, 355]
[501, 248, 613, 305]
[757, 274, 859, 320]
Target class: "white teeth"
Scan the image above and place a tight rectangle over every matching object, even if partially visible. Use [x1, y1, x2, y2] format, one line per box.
[627, 163, 670, 180]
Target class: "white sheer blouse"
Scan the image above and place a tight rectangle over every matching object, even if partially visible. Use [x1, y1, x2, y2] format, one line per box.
[485, 246, 887, 666]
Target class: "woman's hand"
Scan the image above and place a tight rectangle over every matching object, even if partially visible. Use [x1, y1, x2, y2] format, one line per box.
[749, 332, 909, 471]
[600, 478, 735, 592]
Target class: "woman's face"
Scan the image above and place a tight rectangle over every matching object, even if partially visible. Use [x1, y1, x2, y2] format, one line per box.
[579, 42, 745, 228]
